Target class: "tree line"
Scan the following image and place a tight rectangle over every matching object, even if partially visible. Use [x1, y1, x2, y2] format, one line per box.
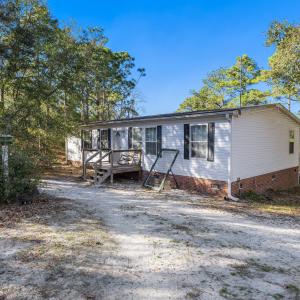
[1, 0, 299, 158]
[0, 0, 145, 158]
[178, 21, 300, 112]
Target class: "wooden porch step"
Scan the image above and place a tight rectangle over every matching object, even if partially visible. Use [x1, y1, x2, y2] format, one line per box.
[95, 169, 111, 185]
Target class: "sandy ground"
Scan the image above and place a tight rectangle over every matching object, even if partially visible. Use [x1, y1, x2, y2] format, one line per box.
[0, 192, 116, 300]
[1, 179, 300, 299]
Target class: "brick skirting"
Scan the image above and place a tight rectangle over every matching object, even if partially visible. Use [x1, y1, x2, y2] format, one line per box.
[231, 166, 299, 196]
[68, 159, 299, 197]
[142, 171, 227, 196]
[143, 166, 299, 197]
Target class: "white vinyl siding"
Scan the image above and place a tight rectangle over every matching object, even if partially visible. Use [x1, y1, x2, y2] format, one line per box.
[66, 136, 82, 162]
[231, 108, 299, 181]
[142, 120, 230, 181]
[93, 120, 230, 181]
[67, 105, 300, 184]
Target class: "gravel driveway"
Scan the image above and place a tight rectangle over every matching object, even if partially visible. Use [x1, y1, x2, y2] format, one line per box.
[39, 179, 300, 300]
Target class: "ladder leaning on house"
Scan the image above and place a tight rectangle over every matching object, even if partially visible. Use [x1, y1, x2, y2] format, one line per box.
[83, 149, 142, 184]
[142, 148, 179, 192]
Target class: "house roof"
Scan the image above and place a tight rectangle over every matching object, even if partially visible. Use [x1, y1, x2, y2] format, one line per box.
[81, 103, 300, 129]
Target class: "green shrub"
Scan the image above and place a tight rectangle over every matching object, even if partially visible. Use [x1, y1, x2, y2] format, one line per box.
[240, 190, 268, 202]
[0, 146, 41, 203]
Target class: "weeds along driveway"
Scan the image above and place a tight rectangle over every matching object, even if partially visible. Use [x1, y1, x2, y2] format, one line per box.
[41, 179, 300, 300]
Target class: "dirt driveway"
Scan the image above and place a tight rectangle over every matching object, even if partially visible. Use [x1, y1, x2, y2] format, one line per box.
[1, 179, 300, 299]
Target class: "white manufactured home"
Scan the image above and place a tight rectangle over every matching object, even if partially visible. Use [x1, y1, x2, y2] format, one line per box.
[66, 103, 300, 197]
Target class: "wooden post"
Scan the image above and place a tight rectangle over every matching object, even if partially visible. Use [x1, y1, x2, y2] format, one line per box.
[2, 145, 9, 178]
[82, 149, 86, 179]
[99, 149, 102, 170]
[110, 150, 114, 183]
[138, 150, 142, 181]
[0, 135, 12, 200]
[65, 137, 67, 163]
[0, 135, 12, 177]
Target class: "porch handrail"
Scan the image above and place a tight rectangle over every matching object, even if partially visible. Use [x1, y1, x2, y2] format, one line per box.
[84, 150, 101, 164]
[94, 150, 112, 165]
[83, 149, 101, 180]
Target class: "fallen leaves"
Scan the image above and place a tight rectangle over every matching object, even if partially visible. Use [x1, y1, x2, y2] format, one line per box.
[0, 194, 69, 228]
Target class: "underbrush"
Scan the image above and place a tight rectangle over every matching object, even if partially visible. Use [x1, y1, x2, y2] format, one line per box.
[0, 146, 41, 203]
[240, 190, 268, 202]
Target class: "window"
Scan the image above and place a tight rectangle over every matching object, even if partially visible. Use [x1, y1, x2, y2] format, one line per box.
[100, 129, 109, 149]
[145, 127, 157, 155]
[82, 130, 92, 149]
[191, 125, 207, 158]
[289, 130, 295, 154]
[132, 128, 143, 149]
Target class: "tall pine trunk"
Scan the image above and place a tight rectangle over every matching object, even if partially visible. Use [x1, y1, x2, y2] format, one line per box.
[0, 86, 4, 113]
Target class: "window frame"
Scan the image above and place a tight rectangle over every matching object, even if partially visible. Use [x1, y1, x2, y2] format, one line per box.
[100, 129, 109, 150]
[145, 127, 157, 156]
[132, 127, 143, 150]
[82, 130, 92, 150]
[289, 129, 295, 154]
[190, 124, 208, 159]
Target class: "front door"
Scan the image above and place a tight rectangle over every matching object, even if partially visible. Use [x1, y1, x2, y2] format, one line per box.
[113, 130, 122, 150]
[113, 129, 125, 164]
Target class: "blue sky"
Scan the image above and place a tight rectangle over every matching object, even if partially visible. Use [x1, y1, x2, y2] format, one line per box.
[48, 0, 300, 115]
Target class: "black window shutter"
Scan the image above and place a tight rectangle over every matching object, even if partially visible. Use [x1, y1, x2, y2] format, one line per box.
[157, 125, 162, 157]
[184, 124, 190, 160]
[107, 128, 111, 150]
[128, 127, 132, 149]
[289, 142, 294, 154]
[89, 131, 93, 149]
[207, 122, 215, 162]
[97, 129, 100, 149]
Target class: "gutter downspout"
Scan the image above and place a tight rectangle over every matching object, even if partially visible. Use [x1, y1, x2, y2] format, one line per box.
[226, 113, 240, 201]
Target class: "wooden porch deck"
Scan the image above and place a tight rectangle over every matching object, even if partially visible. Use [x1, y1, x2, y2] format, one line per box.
[83, 149, 142, 183]
[98, 162, 141, 174]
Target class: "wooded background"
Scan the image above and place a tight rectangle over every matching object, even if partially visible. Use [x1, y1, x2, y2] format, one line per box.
[0, 0, 299, 162]
[0, 0, 145, 162]
[178, 22, 300, 112]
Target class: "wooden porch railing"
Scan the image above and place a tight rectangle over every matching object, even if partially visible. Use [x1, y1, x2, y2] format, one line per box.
[83, 149, 142, 182]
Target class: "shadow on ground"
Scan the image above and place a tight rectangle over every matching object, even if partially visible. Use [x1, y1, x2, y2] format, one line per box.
[0, 179, 299, 299]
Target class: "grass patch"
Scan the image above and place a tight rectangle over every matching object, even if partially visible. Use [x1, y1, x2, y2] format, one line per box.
[219, 287, 238, 299]
[230, 262, 253, 278]
[272, 293, 284, 300]
[171, 223, 193, 235]
[250, 202, 300, 215]
[286, 284, 300, 298]
[230, 258, 288, 280]
[185, 288, 202, 299]
[240, 190, 300, 216]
